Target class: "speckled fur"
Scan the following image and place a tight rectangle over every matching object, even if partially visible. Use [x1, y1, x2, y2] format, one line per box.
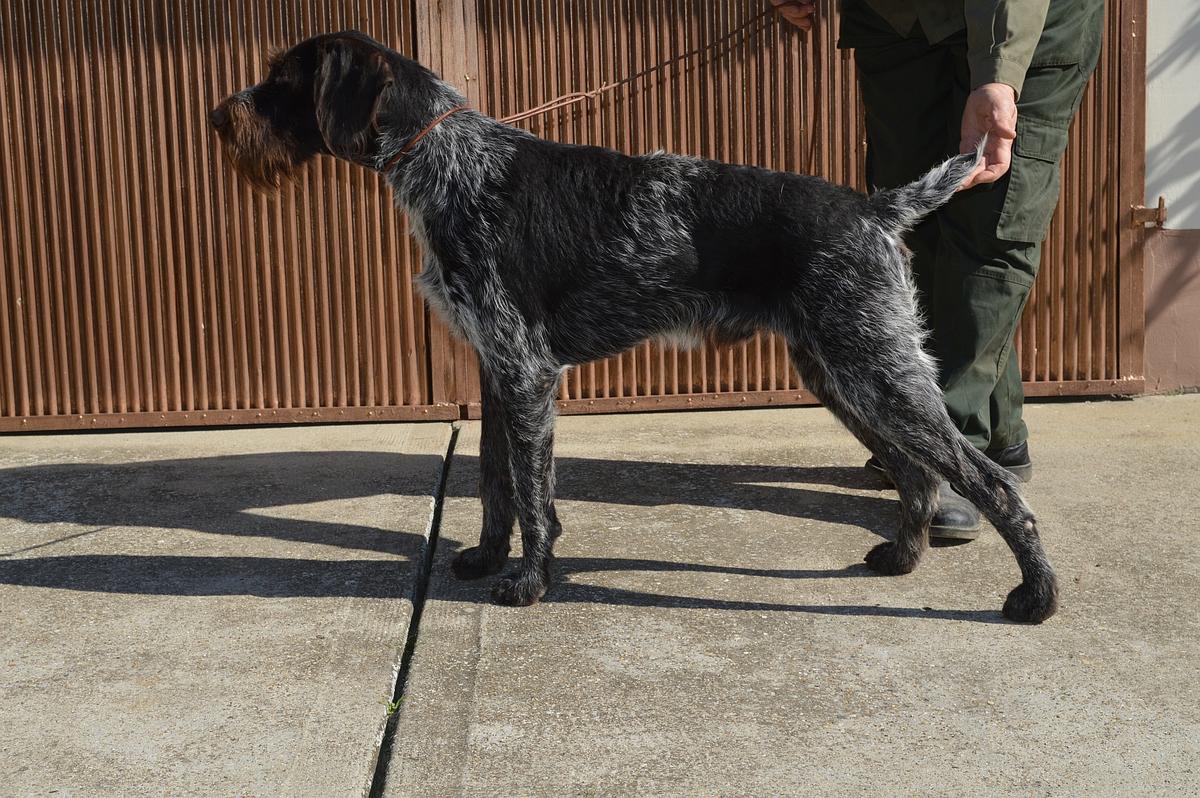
[211, 32, 1057, 622]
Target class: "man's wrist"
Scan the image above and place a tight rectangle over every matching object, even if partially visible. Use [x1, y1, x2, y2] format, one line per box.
[972, 82, 1018, 102]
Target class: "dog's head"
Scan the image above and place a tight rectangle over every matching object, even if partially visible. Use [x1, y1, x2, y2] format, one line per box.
[210, 31, 438, 190]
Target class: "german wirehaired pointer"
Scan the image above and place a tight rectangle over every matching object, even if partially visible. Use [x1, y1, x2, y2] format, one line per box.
[211, 31, 1058, 622]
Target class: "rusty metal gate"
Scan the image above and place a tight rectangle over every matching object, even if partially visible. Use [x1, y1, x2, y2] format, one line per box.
[0, 0, 1147, 432]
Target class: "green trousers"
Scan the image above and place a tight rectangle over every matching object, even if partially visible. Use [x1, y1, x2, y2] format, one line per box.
[839, 0, 1103, 450]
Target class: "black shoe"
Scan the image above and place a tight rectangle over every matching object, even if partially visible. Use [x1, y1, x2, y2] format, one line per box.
[865, 441, 1034, 486]
[929, 482, 982, 541]
[985, 441, 1033, 483]
[859, 467, 983, 540]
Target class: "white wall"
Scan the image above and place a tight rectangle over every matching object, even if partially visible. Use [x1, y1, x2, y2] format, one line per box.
[1146, 0, 1200, 230]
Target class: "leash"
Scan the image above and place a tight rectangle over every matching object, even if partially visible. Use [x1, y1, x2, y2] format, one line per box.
[385, 5, 781, 170]
[498, 5, 779, 125]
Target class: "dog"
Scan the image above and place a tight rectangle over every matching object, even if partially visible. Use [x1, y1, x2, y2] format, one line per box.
[210, 31, 1058, 622]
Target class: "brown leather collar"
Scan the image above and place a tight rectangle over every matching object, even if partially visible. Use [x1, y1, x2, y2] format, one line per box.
[381, 105, 469, 173]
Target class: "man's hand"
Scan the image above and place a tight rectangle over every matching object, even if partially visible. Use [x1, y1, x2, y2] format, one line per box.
[960, 83, 1018, 190]
[769, 0, 816, 32]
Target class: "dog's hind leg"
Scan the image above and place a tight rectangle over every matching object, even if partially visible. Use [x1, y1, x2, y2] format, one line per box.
[788, 347, 938, 576]
[929, 440, 1058, 623]
[481, 359, 562, 606]
[788, 320, 1058, 623]
[860, 439, 939, 576]
[907, 431, 1056, 623]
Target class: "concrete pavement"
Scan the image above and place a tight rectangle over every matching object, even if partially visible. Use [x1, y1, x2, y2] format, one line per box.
[2, 397, 1198, 796]
[0, 423, 451, 797]
[385, 396, 1200, 797]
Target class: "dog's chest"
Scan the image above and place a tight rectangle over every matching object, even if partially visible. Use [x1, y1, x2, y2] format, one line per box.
[401, 204, 491, 353]
[415, 254, 487, 349]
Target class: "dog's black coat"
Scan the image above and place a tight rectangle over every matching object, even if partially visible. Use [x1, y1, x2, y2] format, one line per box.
[211, 31, 1059, 622]
[499, 141, 866, 363]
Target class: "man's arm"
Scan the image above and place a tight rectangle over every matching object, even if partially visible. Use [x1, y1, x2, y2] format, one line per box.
[965, 0, 1050, 99]
[769, 0, 1047, 190]
[959, 0, 1049, 188]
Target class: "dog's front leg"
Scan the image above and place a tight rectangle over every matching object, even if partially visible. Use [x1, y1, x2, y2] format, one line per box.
[486, 362, 561, 607]
[452, 364, 516, 580]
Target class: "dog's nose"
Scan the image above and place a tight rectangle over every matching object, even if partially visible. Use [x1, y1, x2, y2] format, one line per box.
[209, 107, 228, 129]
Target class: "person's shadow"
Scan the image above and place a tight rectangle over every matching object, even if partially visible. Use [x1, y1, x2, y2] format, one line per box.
[0, 450, 1004, 622]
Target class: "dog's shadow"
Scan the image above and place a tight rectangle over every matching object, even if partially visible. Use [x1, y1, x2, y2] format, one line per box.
[0, 450, 1003, 623]
[444, 455, 1003, 624]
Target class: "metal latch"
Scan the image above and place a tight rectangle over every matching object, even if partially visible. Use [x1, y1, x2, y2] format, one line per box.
[1131, 196, 1168, 228]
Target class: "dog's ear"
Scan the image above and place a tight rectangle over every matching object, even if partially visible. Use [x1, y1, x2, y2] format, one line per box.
[313, 38, 393, 160]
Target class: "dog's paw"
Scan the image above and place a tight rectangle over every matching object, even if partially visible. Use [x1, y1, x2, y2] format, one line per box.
[450, 546, 508, 581]
[1002, 579, 1059, 624]
[863, 541, 920, 576]
[490, 571, 548, 607]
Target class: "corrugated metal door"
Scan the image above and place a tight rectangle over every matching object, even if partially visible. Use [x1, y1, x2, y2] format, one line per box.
[0, 0, 1147, 431]
[0, 0, 452, 431]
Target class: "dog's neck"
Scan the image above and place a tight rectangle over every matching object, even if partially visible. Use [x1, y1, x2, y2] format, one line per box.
[380, 105, 471, 173]
[380, 97, 521, 236]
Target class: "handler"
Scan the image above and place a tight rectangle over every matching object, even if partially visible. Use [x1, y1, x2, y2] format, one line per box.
[771, 0, 1103, 537]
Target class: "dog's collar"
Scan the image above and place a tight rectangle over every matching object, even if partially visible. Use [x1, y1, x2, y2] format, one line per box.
[381, 105, 470, 173]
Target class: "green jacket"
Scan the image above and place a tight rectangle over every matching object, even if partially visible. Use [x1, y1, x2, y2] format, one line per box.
[859, 0, 1051, 96]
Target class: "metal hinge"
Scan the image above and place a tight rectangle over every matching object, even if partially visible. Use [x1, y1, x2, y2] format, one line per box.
[1131, 196, 1168, 228]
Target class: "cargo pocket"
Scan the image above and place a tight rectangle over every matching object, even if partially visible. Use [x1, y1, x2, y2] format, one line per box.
[996, 117, 1070, 243]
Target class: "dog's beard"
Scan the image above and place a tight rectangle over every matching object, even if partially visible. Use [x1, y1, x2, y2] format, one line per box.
[217, 99, 302, 191]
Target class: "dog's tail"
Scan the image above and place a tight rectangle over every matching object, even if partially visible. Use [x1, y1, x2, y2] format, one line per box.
[868, 136, 986, 232]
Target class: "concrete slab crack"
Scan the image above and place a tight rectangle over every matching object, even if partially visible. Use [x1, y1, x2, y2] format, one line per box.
[366, 424, 460, 798]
